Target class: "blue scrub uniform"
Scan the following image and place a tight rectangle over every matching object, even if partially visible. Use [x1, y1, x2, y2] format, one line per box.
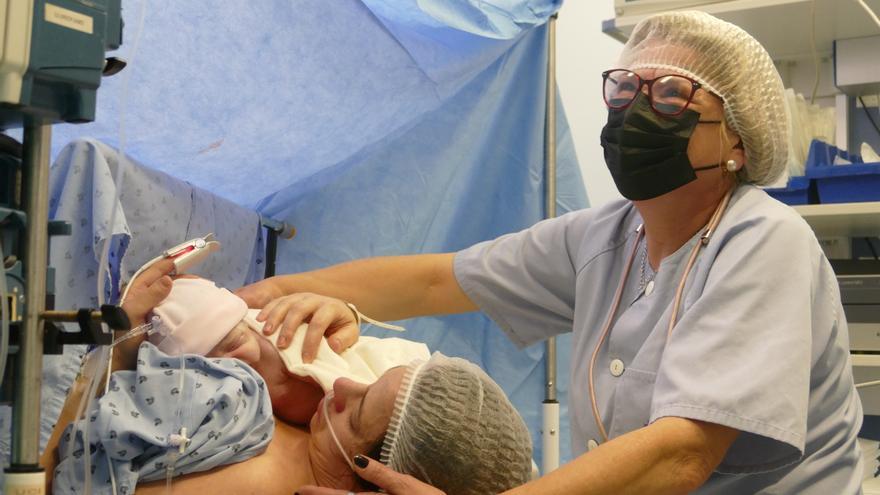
[454, 185, 863, 493]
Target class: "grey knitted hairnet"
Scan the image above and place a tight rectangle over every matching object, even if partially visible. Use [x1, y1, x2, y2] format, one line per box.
[379, 353, 532, 495]
[618, 10, 791, 185]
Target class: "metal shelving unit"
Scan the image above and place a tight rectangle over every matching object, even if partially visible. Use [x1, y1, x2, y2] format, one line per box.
[793, 201, 880, 237]
[604, 0, 880, 62]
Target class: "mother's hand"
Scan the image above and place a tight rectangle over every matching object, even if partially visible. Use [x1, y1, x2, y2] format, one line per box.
[296, 455, 445, 495]
[121, 258, 174, 325]
[253, 292, 359, 363]
[114, 258, 174, 370]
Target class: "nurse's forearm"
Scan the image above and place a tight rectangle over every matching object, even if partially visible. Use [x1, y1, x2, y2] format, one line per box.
[505, 417, 738, 495]
[270, 254, 477, 321]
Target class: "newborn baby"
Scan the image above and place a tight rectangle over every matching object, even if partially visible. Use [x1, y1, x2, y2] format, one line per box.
[147, 277, 429, 424]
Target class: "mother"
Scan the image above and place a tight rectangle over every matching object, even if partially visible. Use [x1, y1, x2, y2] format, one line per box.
[243, 11, 864, 495]
[42, 259, 533, 494]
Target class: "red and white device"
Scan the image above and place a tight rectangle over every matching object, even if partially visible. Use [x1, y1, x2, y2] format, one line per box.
[163, 233, 221, 274]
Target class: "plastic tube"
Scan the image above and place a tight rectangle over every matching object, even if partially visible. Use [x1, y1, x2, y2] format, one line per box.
[70, 1, 149, 492]
[100, 0, 149, 394]
[855, 0, 880, 30]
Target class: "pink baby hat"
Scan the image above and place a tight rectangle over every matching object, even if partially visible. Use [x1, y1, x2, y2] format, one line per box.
[148, 278, 248, 356]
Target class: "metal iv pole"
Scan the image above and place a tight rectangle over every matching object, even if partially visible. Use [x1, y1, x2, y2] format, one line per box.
[542, 12, 560, 475]
[7, 121, 51, 493]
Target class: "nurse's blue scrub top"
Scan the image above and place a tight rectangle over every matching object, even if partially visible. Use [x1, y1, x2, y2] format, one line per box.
[454, 185, 863, 493]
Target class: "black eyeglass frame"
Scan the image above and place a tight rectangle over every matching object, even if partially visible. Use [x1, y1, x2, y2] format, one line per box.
[601, 69, 705, 117]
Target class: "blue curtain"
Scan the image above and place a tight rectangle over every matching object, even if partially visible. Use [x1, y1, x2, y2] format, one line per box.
[45, 0, 587, 465]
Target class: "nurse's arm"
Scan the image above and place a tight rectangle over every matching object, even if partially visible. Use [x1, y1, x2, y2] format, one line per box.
[246, 254, 476, 319]
[239, 254, 478, 359]
[506, 417, 739, 495]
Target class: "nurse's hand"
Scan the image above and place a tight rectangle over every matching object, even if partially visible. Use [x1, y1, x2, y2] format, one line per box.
[235, 277, 285, 309]
[255, 292, 359, 363]
[296, 455, 445, 495]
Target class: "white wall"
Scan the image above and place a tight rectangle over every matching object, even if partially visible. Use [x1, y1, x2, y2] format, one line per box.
[556, 1, 624, 207]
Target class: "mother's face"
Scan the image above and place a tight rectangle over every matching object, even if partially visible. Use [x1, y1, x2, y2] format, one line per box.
[309, 367, 406, 475]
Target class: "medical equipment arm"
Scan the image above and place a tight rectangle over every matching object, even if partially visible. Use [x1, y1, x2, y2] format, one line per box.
[503, 417, 739, 495]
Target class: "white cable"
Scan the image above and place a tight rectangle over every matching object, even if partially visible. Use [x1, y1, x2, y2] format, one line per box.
[102, 0, 149, 395]
[856, 379, 880, 389]
[344, 302, 406, 332]
[809, 0, 820, 104]
[163, 353, 188, 495]
[322, 391, 357, 471]
[0, 240, 9, 388]
[68, 1, 149, 493]
[855, 0, 880, 30]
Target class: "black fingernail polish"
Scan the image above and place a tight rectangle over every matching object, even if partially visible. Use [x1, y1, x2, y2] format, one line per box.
[354, 454, 369, 468]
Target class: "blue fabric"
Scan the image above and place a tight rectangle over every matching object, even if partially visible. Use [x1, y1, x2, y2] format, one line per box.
[40, 0, 585, 466]
[416, 0, 563, 39]
[53, 343, 274, 495]
[36, 139, 265, 460]
[255, 20, 585, 464]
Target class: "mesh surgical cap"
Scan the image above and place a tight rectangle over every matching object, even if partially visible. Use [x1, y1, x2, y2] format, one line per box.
[379, 352, 532, 495]
[618, 10, 791, 185]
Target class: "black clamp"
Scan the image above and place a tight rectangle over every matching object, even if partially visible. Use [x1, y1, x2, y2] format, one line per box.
[42, 305, 131, 354]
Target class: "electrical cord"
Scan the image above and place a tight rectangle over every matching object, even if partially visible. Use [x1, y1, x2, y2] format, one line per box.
[0, 240, 9, 390]
[865, 237, 880, 260]
[855, 0, 880, 29]
[859, 96, 880, 140]
[857, 379, 880, 389]
[809, 0, 820, 104]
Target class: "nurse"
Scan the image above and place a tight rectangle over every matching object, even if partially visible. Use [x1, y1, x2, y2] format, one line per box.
[241, 11, 864, 494]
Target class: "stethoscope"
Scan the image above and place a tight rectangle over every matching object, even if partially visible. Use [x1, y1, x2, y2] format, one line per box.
[587, 188, 734, 443]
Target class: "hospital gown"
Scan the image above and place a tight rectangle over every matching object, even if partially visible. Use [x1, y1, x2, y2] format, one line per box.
[454, 184, 863, 493]
[53, 343, 274, 495]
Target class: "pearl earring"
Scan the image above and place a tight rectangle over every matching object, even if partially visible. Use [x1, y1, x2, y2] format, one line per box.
[725, 160, 738, 172]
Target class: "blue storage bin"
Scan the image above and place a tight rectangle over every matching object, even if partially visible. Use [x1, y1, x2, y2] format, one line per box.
[803, 139, 880, 203]
[806, 162, 880, 203]
[804, 139, 863, 169]
[764, 175, 814, 205]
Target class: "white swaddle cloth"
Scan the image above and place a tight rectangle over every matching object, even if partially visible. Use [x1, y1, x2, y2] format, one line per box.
[149, 278, 429, 391]
[242, 309, 429, 391]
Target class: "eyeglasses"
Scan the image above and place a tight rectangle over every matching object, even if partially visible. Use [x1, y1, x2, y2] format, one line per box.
[602, 69, 704, 117]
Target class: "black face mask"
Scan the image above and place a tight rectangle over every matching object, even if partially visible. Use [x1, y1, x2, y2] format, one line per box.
[600, 93, 720, 201]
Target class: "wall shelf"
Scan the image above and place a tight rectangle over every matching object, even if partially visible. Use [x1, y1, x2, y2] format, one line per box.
[603, 0, 880, 62]
[793, 201, 880, 238]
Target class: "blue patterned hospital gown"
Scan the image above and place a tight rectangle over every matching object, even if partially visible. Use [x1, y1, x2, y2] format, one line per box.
[53, 343, 274, 495]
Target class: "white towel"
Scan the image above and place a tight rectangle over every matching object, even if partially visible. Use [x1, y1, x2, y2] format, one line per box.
[243, 309, 430, 391]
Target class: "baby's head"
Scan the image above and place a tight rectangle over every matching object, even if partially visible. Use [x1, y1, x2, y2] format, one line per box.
[148, 277, 268, 365]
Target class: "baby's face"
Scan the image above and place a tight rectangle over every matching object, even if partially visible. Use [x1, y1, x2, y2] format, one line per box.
[206, 320, 264, 364]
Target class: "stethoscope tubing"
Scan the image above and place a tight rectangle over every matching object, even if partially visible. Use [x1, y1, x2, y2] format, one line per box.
[587, 189, 734, 443]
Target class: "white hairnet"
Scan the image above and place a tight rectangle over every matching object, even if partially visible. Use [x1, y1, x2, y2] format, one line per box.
[618, 10, 791, 185]
[379, 353, 532, 495]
